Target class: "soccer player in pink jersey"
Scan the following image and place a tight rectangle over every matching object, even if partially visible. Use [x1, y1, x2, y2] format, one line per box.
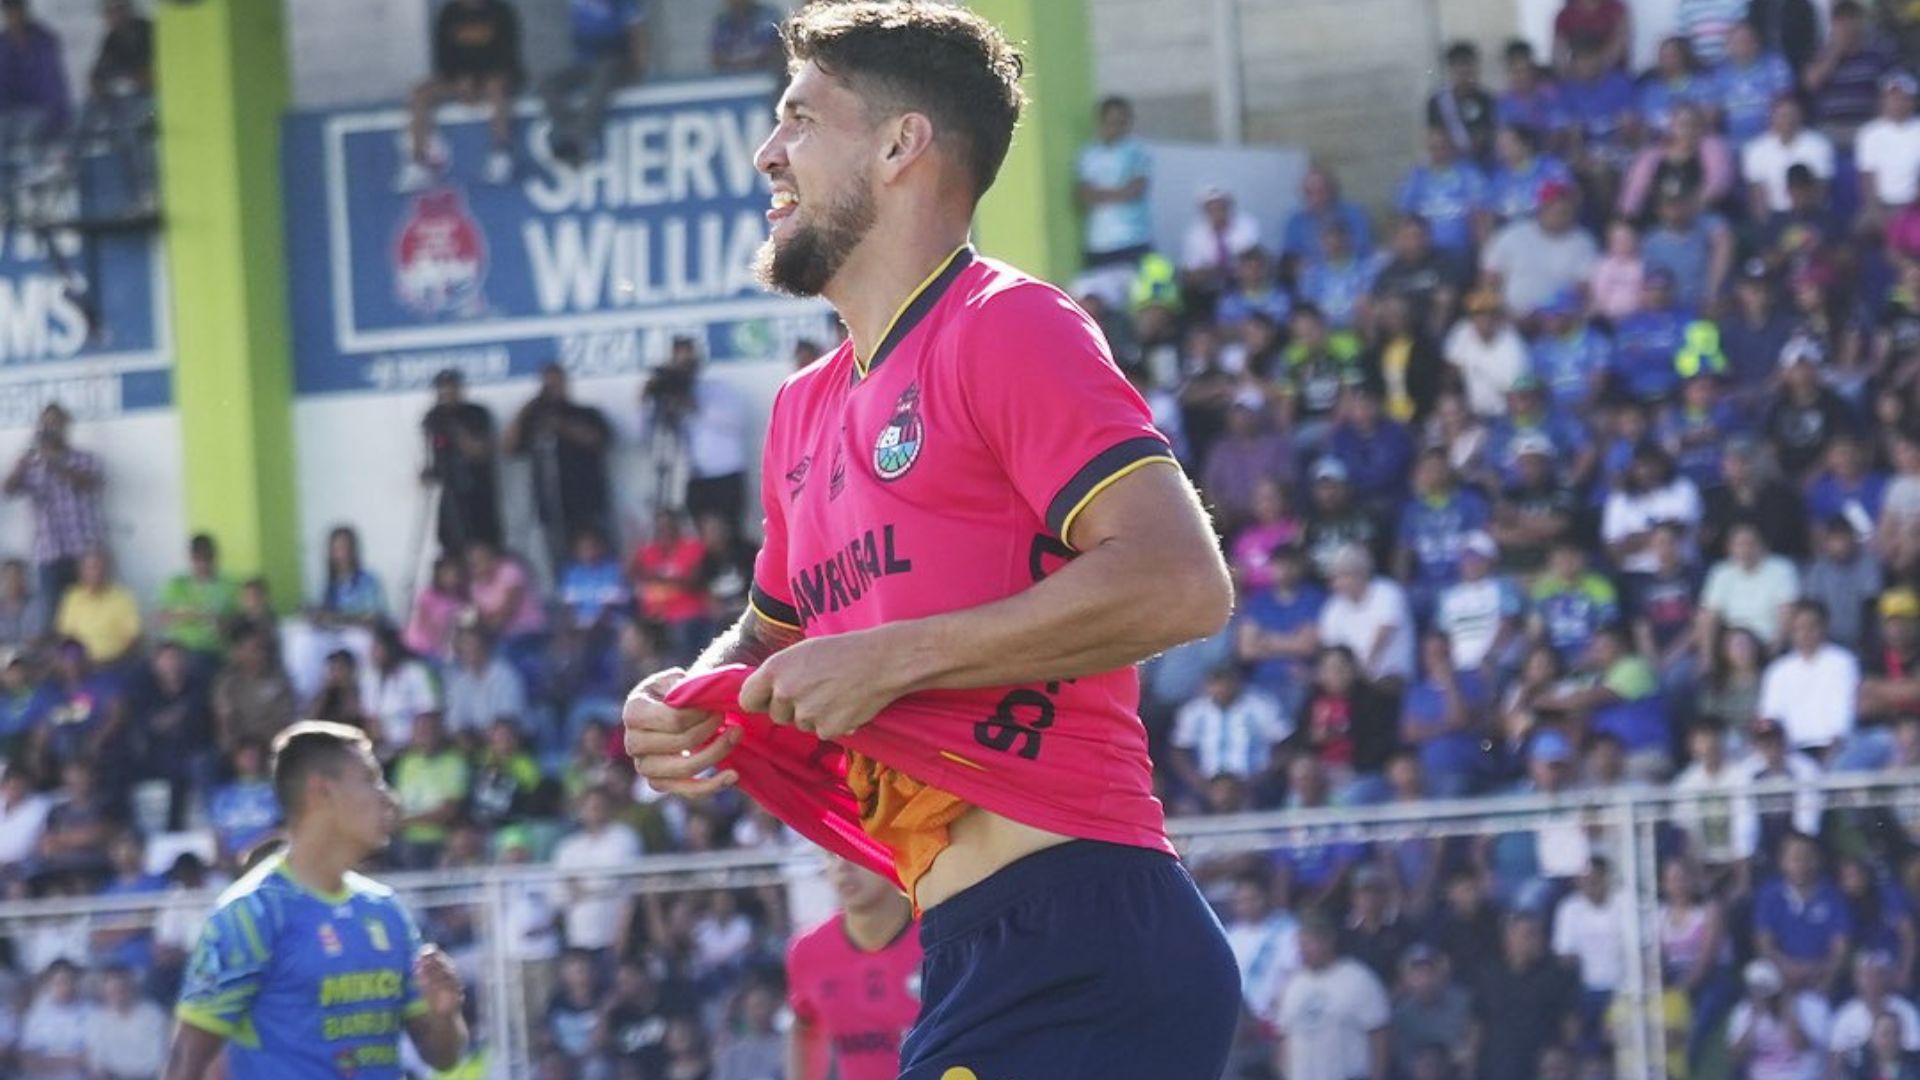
[787, 857, 922, 1080]
[623, 3, 1240, 1077]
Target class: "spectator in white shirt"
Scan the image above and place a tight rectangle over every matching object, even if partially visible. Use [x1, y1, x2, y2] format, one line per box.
[1858, 70, 1920, 226]
[551, 787, 643, 955]
[0, 764, 50, 874]
[1602, 444, 1703, 575]
[1553, 856, 1631, 1009]
[1481, 182, 1598, 316]
[1170, 665, 1291, 794]
[1730, 958, 1830, 1080]
[1672, 724, 1752, 873]
[1275, 914, 1390, 1080]
[1225, 871, 1300, 1023]
[1181, 186, 1263, 300]
[1733, 717, 1827, 861]
[1697, 523, 1801, 652]
[364, 624, 441, 756]
[16, 960, 85, 1080]
[1318, 544, 1415, 690]
[1759, 600, 1861, 754]
[1443, 290, 1527, 418]
[1743, 97, 1836, 215]
[83, 966, 168, 1080]
[1831, 950, 1920, 1064]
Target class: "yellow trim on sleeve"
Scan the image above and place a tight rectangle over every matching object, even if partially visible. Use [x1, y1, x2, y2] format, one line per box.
[938, 750, 987, 771]
[176, 1004, 261, 1049]
[1058, 456, 1179, 551]
[748, 597, 802, 633]
[855, 245, 969, 377]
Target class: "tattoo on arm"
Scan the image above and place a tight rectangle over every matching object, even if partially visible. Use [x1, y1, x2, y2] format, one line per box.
[692, 610, 803, 672]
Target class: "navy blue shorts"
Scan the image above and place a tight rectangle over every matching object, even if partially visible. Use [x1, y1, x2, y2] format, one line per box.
[898, 840, 1240, 1080]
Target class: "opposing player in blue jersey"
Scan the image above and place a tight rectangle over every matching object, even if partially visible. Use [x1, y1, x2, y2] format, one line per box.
[163, 721, 469, 1079]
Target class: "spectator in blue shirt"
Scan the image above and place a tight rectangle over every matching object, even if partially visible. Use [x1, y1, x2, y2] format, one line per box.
[1297, 221, 1380, 329]
[1328, 384, 1417, 514]
[207, 739, 281, 864]
[1284, 165, 1374, 261]
[1075, 97, 1154, 272]
[1234, 544, 1326, 709]
[1396, 126, 1492, 265]
[1612, 268, 1694, 403]
[1489, 123, 1575, 222]
[1641, 191, 1734, 312]
[1401, 630, 1491, 797]
[1529, 290, 1613, 422]
[1531, 540, 1621, 665]
[1216, 246, 1293, 332]
[710, 0, 781, 75]
[1498, 40, 1559, 135]
[557, 526, 630, 635]
[541, 0, 648, 165]
[1805, 434, 1888, 537]
[1555, 43, 1638, 173]
[1755, 831, 1855, 994]
[1716, 23, 1797, 147]
[1637, 37, 1716, 137]
[1720, 260, 1798, 398]
[1660, 373, 1747, 490]
[1396, 448, 1491, 597]
[1485, 378, 1596, 488]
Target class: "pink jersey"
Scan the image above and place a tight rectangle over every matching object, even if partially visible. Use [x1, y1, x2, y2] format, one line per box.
[786, 914, 923, 1080]
[744, 245, 1178, 878]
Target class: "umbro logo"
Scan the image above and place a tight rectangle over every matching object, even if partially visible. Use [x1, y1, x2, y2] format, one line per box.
[786, 455, 812, 497]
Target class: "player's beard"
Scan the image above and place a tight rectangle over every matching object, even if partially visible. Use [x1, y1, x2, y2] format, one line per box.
[754, 177, 878, 297]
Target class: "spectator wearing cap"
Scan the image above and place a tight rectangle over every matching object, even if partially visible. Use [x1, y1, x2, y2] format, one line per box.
[1721, 259, 1797, 391]
[1530, 539, 1620, 666]
[1436, 529, 1524, 672]
[1396, 126, 1493, 269]
[1857, 70, 1920, 228]
[1744, 97, 1836, 218]
[1479, 178, 1597, 317]
[1317, 544, 1415, 690]
[1401, 629, 1493, 797]
[1716, 23, 1800, 148]
[1803, 514, 1884, 652]
[1860, 589, 1920, 727]
[1180, 185, 1262, 309]
[1277, 305, 1368, 452]
[1643, 189, 1735, 313]
[1602, 442, 1702, 576]
[1808, 1, 1897, 154]
[1619, 103, 1736, 226]
[1756, 831, 1855, 995]
[1610, 267, 1692, 403]
[1764, 335, 1856, 480]
[1469, 911, 1580, 1080]
[1395, 448, 1491, 603]
[1302, 457, 1385, 578]
[1488, 122, 1574, 223]
[1429, 41, 1497, 163]
[1074, 97, 1154, 277]
[1729, 957, 1832, 1080]
[1390, 943, 1472, 1079]
[1284, 165, 1375, 263]
[1832, 950, 1920, 1064]
[1298, 221, 1381, 330]
[1203, 390, 1292, 532]
[1234, 543, 1325, 708]
[1528, 289, 1611, 420]
[1443, 289, 1527, 418]
[1274, 912, 1391, 1080]
[1327, 384, 1417, 515]
[1168, 665, 1290, 798]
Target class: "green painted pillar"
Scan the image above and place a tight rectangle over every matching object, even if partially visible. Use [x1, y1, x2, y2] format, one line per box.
[968, 0, 1094, 287]
[154, 0, 300, 603]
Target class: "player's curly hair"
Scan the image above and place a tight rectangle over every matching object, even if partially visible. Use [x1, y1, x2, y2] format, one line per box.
[782, 1, 1026, 203]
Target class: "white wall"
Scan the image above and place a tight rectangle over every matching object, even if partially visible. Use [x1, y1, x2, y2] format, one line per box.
[291, 359, 792, 610]
[0, 409, 186, 606]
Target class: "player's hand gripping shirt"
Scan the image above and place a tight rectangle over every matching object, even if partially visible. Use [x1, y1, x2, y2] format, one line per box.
[737, 246, 1180, 892]
[787, 914, 923, 1080]
[175, 853, 427, 1079]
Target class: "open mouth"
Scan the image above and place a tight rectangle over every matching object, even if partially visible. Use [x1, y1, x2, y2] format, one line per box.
[768, 189, 799, 227]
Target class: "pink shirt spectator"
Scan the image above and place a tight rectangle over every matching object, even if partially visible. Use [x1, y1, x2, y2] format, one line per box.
[471, 557, 545, 637]
[1589, 254, 1645, 320]
[1232, 520, 1303, 591]
[1889, 204, 1920, 263]
[1617, 137, 1736, 218]
[403, 585, 467, 660]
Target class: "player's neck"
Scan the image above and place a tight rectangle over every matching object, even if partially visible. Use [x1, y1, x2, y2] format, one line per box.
[843, 899, 913, 952]
[828, 222, 972, 367]
[283, 831, 359, 898]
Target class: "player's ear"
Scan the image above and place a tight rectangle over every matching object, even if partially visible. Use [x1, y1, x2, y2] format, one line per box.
[879, 112, 936, 180]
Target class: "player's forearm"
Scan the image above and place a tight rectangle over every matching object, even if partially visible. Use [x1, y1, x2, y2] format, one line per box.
[161, 1023, 225, 1080]
[786, 1020, 825, 1080]
[411, 1012, 469, 1071]
[885, 527, 1231, 694]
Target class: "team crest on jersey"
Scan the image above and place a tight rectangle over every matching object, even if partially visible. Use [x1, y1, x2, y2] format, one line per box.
[365, 919, 392, 952]
[873, 383, 924, 481]
[318, 922, 343, 957]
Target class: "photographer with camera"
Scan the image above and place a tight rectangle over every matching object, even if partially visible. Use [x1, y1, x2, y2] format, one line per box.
[421, 368, 503, 557]
[641, 336, 747, 529]
[3, 403, 104, 617]
[504, 361, 613, 570]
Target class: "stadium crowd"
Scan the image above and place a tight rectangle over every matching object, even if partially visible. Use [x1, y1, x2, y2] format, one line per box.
[23, 0, 1920, 1077]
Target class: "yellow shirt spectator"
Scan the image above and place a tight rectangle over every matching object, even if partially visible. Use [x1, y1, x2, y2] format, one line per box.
[56, 582, 141, 663]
